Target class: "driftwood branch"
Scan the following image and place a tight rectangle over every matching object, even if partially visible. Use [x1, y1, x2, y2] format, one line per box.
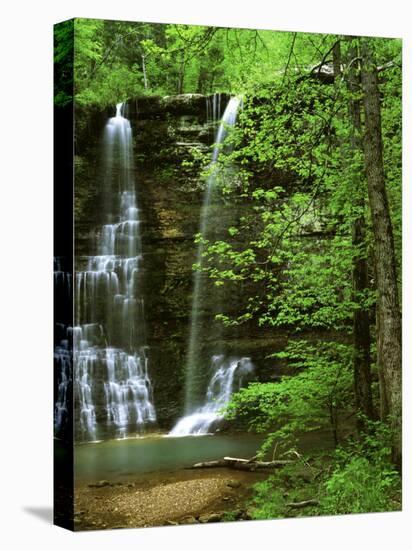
[377, 60, 401, 73]
[286, 499, 320, 509]
[190, 456, 293, 471]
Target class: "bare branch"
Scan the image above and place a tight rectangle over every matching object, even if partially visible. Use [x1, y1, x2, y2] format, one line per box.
[286, 499, 320, 509]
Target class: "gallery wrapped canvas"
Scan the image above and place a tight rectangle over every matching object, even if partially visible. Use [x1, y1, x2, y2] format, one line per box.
[54, 18, 402, 531]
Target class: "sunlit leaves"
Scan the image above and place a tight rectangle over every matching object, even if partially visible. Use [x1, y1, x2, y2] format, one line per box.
[225, 340, 354, 449]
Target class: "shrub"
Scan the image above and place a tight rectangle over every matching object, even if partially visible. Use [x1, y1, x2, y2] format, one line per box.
[321, 421, 401, 514]
[321, 456, 400, 514]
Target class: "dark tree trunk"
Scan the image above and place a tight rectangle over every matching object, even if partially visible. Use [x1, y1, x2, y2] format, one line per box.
[178, 55, 186, 94]
[345, 38, 375, 426]
[360, 38, 402, 467]
[332, 40, 341, 80]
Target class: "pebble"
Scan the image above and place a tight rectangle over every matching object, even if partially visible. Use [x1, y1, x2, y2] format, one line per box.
[180, 516, 197, 525]
[198, 513, 222, 523]
[227, 480, 241, 489]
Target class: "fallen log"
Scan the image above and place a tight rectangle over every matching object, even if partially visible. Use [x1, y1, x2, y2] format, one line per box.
[189, 456, 294, 471]
[285, 499, 320, 509]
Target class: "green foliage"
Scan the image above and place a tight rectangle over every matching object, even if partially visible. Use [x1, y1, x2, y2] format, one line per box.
[321, 421, 401, 514]
[322, 456, 400, 514]
[193, 78, 371, 331]
[247, 422, 400, 521]
[54, 20, 74, 107]
[249, 479, 286, 519]
[70, 20, 353, 107]
[220, 510, 240, 522]
[248, 454, 325, 520]
[73, 19, 146, 106]
[191, 36, 401, 340]
[225, 340, 354, 450]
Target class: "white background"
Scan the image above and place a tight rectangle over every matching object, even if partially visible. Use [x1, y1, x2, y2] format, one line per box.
[0, 0, 410, 548]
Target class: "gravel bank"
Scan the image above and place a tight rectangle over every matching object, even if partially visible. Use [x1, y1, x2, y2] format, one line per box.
[74, 468, 265, 530]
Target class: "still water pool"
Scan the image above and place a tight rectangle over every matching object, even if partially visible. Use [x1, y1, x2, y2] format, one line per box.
[74, 434, 265, 483]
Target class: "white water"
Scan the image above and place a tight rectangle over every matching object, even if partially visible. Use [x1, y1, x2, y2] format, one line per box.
[54, 257, 73, 438]
[169, 355, 253, 436]
[206, 92, 222, 126]
[74, 103, 156, 440]
[54, 325, 71, 436]
[169, 96, 254, 436]
[183, 96, 242, 416]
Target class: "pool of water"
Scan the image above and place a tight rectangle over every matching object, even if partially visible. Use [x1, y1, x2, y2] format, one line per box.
[73, 433, 265, 483]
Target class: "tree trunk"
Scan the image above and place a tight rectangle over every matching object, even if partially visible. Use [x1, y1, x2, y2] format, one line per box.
[345, 38, 375, 425]
[141, 54, 149, 90]
[178, 55, 185, 94]
[332, 40, 341, 80]
[190, 457, 293, 470]
[360, 38, 402, 467]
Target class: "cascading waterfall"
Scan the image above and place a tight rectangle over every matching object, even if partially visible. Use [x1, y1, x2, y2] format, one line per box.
[54, 327, 72, 435]
[74, 103, 156, 441]
[169, 96, 255, 436]
[54, 257, 73, 439]
[169, 355, 254, 436]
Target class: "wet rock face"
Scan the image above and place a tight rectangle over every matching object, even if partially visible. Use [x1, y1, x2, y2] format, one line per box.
[124, 93, 231, 119]
[74, 94, 288, 432]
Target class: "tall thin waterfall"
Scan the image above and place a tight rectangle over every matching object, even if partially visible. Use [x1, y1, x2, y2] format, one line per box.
[169, 96, 254, 436]
[185, 97, 241, 411]
[74, 103, 156, 441]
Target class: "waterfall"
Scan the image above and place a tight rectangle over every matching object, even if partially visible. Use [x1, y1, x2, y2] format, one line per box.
[169, 96, 254, 436]
[73, 102, 156, 441]
[185, 96, 242, 412]
[54, 327, 71, 436]
[54, 257, 73, 439]
[169, 356, 254, 436]
[206, 92, 222, 127]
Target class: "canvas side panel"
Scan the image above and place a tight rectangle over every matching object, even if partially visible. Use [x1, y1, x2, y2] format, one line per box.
[53, 18, 75, 532]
